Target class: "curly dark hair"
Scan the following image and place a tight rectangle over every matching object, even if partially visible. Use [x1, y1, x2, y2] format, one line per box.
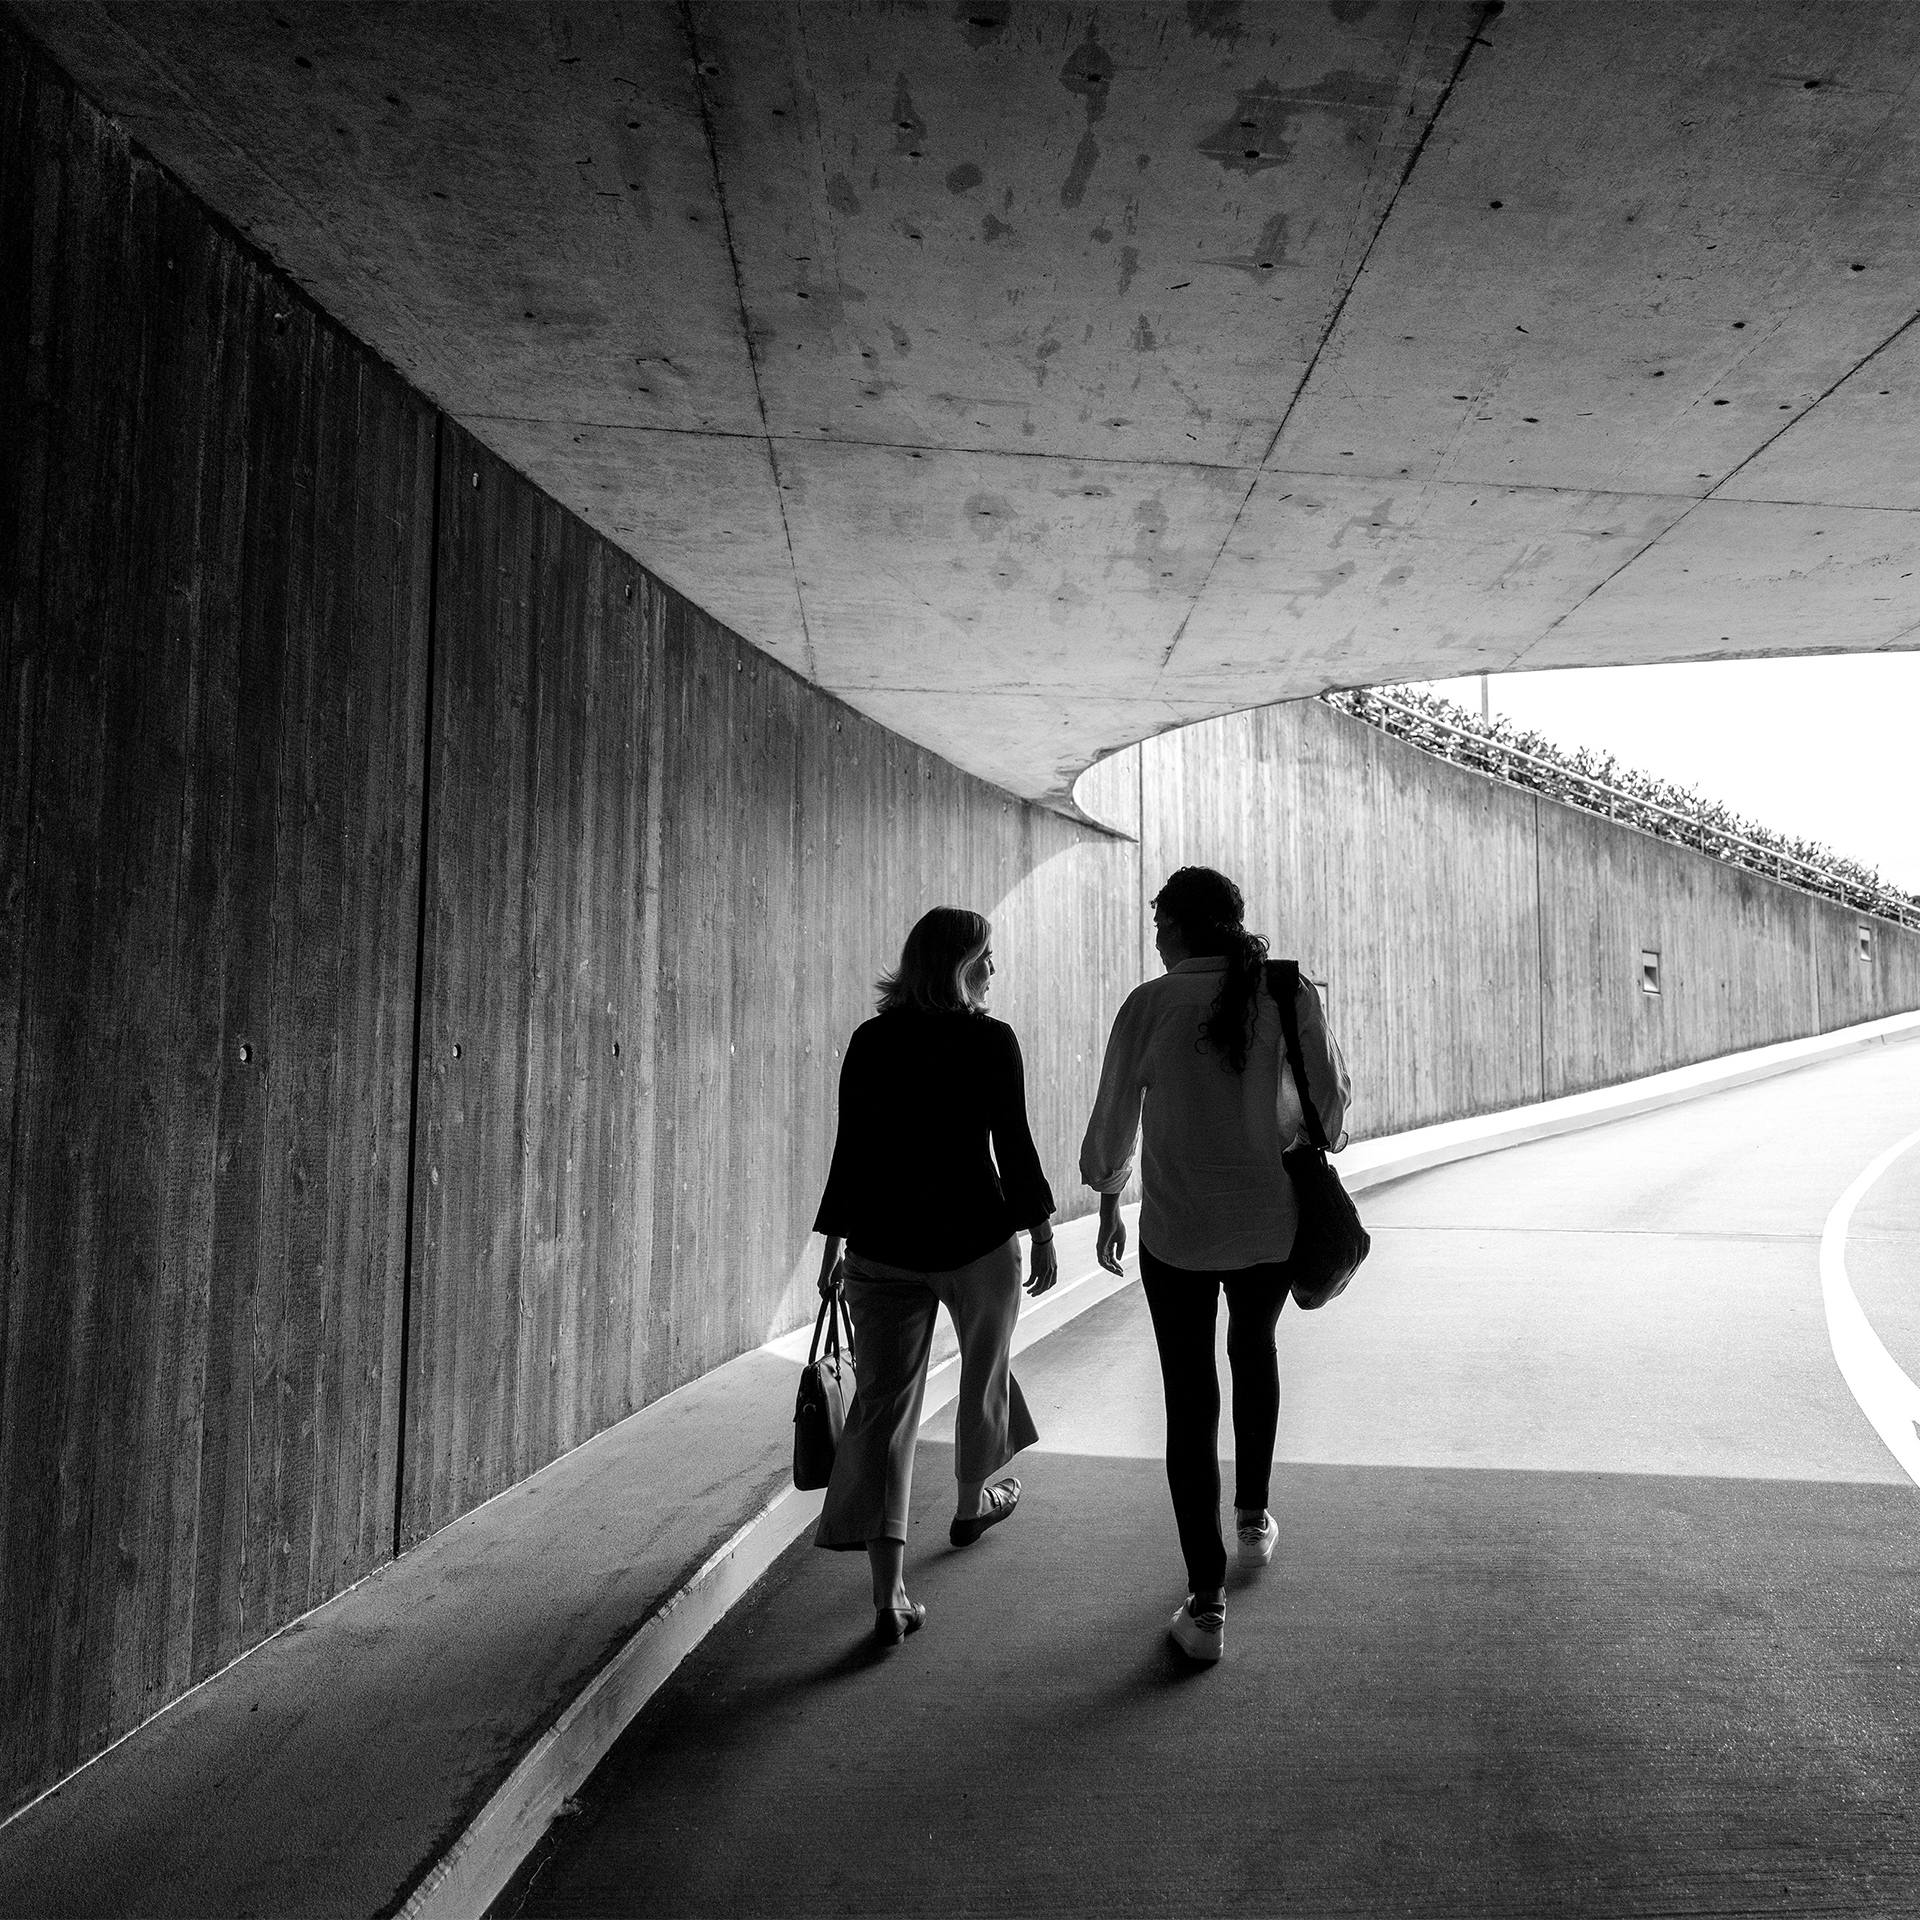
[1153, 866, 1270, 1072]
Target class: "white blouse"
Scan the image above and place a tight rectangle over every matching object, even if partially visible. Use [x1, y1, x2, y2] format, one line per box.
[1080, 958, 1351, 1272]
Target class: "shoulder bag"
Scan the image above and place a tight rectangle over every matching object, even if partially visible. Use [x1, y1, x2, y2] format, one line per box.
[792, 1280, 856, 1490]
[1268, 959, 1371, 1310]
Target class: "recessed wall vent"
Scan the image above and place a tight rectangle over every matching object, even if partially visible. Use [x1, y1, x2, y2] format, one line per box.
[1640, 950, 1661, 995]
[1858, 924, 1872, 961]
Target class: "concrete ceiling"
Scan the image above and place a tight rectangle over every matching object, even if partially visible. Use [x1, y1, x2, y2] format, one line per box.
[20, 0, 1920, 803]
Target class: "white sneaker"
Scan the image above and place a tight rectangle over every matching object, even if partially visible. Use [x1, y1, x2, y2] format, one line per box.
[1168, 1600, 1224, 1663]
[1236, 1510, 1278, 1567]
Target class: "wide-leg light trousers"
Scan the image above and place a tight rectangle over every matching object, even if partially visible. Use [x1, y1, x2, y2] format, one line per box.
[815, 1236, 1038, 1550]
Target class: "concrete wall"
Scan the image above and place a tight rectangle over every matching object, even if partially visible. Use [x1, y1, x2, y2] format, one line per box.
[0, 33, 1137, 1813]
[1081, 701, 1920, 1137]
[5, 27, 1919, 1818]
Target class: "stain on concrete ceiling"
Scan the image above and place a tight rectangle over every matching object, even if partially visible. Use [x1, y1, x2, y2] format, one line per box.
[23, 0, 1920, 802]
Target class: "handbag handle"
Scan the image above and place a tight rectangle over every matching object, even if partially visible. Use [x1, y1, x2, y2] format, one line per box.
[1267, 960, 1330, 1154]
[807, 1276, 854, 1367]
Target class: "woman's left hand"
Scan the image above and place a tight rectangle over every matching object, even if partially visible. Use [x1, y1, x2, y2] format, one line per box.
[1024, 1233, 1058, 1297]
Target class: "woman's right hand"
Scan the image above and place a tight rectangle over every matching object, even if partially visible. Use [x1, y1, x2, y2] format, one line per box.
[817, 1235, 845, 1297]
[1095, 1195, 1126, 1275]
[1025, 1233, 1058, 1297]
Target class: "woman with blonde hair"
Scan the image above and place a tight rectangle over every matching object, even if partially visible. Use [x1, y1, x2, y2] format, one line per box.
[813, 907, 1058, 1644]
[1082, 866, 1350, 1665]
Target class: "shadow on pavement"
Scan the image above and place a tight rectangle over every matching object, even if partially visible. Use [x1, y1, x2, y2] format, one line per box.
[505, 1442, 1920, 1919]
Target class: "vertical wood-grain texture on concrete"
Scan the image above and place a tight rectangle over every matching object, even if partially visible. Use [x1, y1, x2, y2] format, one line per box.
[403, 429, 659, 1542]
[401, 438, 1139, 1539]
[1535, 801, 1819, 1097]
[1122, 698, 1920, 1135]
[0, 36, 430, 1811]
[1136, 701, 1546, 1137]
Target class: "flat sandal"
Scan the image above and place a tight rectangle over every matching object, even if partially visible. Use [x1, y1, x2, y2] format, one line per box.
[874, 1600, 927, 1646]
[949, 1476, 1021, 1548]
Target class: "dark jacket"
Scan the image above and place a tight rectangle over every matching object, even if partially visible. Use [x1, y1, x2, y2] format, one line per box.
[813, 1007, 1056, 1271]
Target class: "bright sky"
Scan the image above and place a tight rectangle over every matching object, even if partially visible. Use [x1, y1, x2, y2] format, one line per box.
[1405, 654, 1920, 895]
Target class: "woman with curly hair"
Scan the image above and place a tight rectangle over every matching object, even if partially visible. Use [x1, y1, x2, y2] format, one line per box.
[812, 907, 1058, 1645]
[1081, 867, 1350, 1665]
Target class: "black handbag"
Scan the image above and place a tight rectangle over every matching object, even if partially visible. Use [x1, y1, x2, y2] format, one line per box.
[792, 1280, 856, 1490]
[1269, 960, 1370, 1311]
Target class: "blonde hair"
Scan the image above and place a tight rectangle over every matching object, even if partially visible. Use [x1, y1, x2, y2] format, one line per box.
[876, 908, 991, 1013]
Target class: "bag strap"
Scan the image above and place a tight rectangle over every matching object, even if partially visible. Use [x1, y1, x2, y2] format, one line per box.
[1268, 959, 1330, 1153]
[806, 1291, 833, 1366]
[807, 1276, 854, 1367]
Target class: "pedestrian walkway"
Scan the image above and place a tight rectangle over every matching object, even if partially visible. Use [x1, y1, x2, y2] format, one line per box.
[506, 1042, 1920, 1919]
[0, 1023, 1912, 1919]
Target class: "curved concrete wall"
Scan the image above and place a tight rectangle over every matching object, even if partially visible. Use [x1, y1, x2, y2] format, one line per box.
[1080, 701, 1920, 1137]
[5, 26, 1917, 1817]
[0, 31, 1137, 1814]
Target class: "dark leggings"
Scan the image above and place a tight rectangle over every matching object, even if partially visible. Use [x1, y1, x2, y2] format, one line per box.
[1139, 1244, 1293, 1596]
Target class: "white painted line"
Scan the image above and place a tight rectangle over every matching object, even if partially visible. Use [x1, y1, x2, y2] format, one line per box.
[1819, 1127, 1920, 1489]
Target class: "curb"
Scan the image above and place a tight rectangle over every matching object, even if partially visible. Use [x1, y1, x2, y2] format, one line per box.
[409, 1007, 1920, 1919]
[1336, 1009, 1920, 1195]
[402, 1227, 1141, 1920]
